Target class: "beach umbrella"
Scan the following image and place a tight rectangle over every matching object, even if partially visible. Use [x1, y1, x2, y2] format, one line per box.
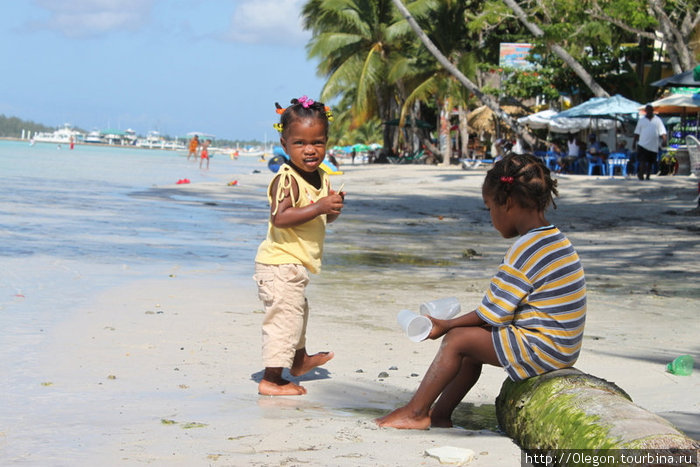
[555, 94, 642, 120]
[651, 65, 700, 88]
[331, 145, 348, 153]
[645, 93, 700, 114]
[517, 109, 603, 133]
[555, 94, 642, 147]
[645, 93, 700, 139]
[517, 109, 557, 130]
[369, 143, 382, 150]
[352, 143, 370, 152]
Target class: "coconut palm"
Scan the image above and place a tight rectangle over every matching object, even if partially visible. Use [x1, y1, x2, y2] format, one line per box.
[301, 0, 417, 151]
[390, 0, 484, 165]
[392, 0, 539, 149]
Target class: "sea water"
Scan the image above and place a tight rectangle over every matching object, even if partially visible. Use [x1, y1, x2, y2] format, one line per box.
[0, 140, 267, 264]
[0, 140, 269, 419]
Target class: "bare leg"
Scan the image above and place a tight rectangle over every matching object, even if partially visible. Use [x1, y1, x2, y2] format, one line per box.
[258, 367, 307, 396]
[376, 326, 498, 429]
[290, 347, 334, 377]
[430, 357, 482, 427]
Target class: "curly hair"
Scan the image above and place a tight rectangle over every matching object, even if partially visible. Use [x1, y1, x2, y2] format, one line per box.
[275, 97, 330, 137]
[483, 153, 558, 211]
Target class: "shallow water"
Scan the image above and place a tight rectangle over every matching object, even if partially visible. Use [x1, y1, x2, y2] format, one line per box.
[0, 140, 266, 265]
[0, 141, 270, 427]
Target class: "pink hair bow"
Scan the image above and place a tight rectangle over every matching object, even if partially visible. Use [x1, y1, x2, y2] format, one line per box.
[299, 95, 314, 108]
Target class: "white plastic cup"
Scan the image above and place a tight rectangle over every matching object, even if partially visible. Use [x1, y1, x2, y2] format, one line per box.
[397, 309, 432, 342]
[419, 297, 461, 320]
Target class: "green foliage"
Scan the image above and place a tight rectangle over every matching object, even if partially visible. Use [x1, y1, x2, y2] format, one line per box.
[0, 115, 56, 137]
[302, 0, 694, 145]
[497, 67, 560, 103]
[326, 93, 383, 145]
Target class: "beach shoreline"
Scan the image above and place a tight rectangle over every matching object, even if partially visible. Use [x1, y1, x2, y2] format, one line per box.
[2, 162, 698, 465]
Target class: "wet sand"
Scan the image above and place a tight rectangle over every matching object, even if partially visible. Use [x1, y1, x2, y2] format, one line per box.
[3, 163, 698, 465]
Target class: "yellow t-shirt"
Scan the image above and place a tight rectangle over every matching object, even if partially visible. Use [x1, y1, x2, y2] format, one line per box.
[255, 164, 330, 274]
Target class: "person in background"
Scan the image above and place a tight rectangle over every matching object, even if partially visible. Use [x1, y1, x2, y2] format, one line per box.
[633, 104, 667, 181]
[587, 134, 605, 160]
[491, 138, 505, 161]
[558, 132, 580, 173]
[511, 136, 524, 155]
[187, 135, 200, 161]
[199, 139, 211, 169]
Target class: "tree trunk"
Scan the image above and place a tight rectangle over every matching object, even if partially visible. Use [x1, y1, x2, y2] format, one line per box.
[495, 368, 699, 451]
[458, 105, 469, 160]
[440, 99, 452, 166]
[648, 0, 696, 73]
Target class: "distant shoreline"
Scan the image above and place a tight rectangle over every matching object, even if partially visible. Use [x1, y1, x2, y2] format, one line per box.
[0, 136, 185, 152]
[0, 137, 269, 156]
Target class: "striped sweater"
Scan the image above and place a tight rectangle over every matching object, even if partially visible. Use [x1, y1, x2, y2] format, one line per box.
[476, 225, 586, 381]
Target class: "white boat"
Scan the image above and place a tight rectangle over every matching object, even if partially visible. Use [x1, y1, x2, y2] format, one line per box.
[32, 124, 84, 144]
[84, 130, 104, 144]
[136, 131, 165, 148]
[136, 131, 185, 150]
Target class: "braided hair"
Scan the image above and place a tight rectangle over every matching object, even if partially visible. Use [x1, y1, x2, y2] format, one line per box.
[483, 153, 558, 211]
[275, 97, 331, 138]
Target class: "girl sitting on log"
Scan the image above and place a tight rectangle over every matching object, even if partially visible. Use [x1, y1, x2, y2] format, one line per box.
[376, 153, 587, 429]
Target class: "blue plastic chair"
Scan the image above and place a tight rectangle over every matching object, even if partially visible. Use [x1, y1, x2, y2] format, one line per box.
[586, 154, 606, 176]
[607, 152, 629, 177]
[545, 151, 561, 172]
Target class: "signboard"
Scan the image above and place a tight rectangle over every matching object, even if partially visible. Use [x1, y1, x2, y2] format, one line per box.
[499, 43, 534, 70]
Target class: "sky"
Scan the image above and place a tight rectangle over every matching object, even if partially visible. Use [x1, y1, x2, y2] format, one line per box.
[0, 0, 327, 141]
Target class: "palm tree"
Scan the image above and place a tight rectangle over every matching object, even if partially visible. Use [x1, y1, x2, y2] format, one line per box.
[301, 0, 414, 152]
[391, 0, 538, 148]
[391, 0, 483, 165]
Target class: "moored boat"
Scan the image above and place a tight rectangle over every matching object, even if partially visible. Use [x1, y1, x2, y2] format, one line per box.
[32, 124, 84, 144]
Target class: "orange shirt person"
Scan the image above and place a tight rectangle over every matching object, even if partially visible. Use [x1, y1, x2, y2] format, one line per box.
[187, 135, 200, 161]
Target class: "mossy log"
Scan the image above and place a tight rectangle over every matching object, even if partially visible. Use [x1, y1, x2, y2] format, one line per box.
[495, 368, 699, 450]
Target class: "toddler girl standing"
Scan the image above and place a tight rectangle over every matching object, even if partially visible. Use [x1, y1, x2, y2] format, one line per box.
[377, 153, 586, 429]
[253, 96, 344, 396]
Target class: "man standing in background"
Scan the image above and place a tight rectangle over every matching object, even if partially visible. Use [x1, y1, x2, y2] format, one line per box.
[633, 105, 667, 180]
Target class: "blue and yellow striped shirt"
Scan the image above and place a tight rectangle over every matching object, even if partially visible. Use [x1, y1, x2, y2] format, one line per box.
[476, 226, 586, 381]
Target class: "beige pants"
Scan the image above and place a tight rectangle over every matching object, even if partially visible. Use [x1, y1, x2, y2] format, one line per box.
[253, 263, 310, 368]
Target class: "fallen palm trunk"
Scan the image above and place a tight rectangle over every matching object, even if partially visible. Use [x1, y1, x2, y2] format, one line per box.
[495, 368, 699, 451]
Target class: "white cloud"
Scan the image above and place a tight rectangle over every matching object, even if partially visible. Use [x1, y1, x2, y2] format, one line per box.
[224, 0, 310, 45]
[32, 0, 156, 37]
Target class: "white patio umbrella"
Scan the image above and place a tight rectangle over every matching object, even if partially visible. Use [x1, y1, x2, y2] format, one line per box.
[518, 109, 611, 133]
[645, 93, 700, 114]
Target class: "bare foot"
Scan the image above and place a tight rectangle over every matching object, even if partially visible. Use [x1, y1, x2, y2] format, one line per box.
[290, 351, 334, 377]
[258, 379, 307, 396]
[375, 407, 430, 430]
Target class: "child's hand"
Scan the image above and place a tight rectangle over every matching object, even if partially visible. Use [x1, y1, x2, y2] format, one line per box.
[316, 191, 344, 215]
[427, 315, 449, 340]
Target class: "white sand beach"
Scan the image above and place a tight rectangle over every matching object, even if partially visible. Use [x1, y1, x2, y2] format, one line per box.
[2, 161, 699, 466]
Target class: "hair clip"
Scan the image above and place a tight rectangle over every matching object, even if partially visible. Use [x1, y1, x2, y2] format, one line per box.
[273, 123, 284, 133]
[325, 107, 334, 121]
[275, 102, 286, 114]
[500, 176, 514, 184]
[298, 95, 314, 108]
